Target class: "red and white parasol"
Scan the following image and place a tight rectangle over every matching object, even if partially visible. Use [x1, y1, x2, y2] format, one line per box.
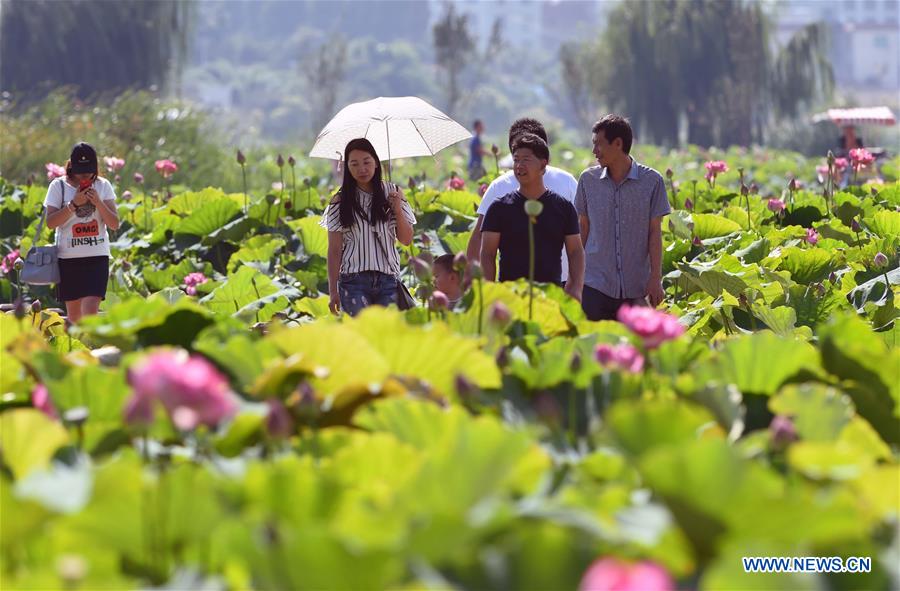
[813, 106, 896, 126]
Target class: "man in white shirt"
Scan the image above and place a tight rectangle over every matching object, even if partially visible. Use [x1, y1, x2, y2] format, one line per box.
[465, 118, 578, 282]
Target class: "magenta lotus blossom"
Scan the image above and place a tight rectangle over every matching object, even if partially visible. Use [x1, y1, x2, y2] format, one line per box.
[683, 198, 693, 211]
[183, 272, 209, 295]
[579, 557, 674, 591]
[705, 160, 728, 175]
[1, 249, 20, 274]
[134, 172, 144, 184]
[124, 350, 236, 429]
[594, 343, 644, 373]
[617, 305, 685, 349]
[45, 162, 66, 181]
[32, 384, 58, 420]
[849, 148, 875, 171]
[488, 301, 512, 326]
[265, 399, 294, 439]
[155, 159, 178, 179]
[833, 157, 849, 172]
[767, 198, 786, 213]
[447, 176, 466, 190]
[805, 227, 819, 245]
[103, 156, 125, 173]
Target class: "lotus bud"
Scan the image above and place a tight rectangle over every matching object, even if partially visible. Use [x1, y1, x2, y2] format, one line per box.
[303, 177, 311, 188]
[13, 257, 24, 271]
[408, 177, 417, 191]
[692, 236, 703, 247]
[749, 182, 759, 195]
[488, 301, 512, 326]
[665, 167, 673, 179]
[236, 149, 246, 165]
[495, 346, 510, 369]
[491, 144, 500, 156]
[826, 150, 835, 165]
[741, 184, 749, 196]
[453, 252, 467, 272]
[850, 218, 861, 233]
[13, 298, 27, 319]
[684, 198, 693, 211]
[410, 257, 432, 281]
[770, 415, 798, 448]
[288, 155, 296, 167]
[430, 290, 450, 311]
[134, 172, 144, 184]
[524, 199, 544, 217]
[789, 178, 798, 191]
[873, 252, 888, 268]
[454, 373, 477, 400]
[265, 399, 294, 439]
[122, 190, 132, 200]
[30, 300, 41, 314]
[276, 154, 284, 168]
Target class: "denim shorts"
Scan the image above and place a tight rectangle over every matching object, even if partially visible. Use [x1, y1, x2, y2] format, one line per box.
[338, 271, 398, 316]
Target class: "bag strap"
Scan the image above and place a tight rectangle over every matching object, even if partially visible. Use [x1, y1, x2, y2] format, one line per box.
[33, 179, 64, 246]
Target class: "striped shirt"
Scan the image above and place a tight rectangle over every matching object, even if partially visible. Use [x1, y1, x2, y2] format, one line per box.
[575, 159, 670, 299]
[320, 182, 417, 276]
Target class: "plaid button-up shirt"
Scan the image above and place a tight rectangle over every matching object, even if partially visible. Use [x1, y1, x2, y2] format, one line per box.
[575, 159, 671, 299]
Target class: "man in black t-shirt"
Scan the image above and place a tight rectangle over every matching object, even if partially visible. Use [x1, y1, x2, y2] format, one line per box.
[480, 133, 585, 301]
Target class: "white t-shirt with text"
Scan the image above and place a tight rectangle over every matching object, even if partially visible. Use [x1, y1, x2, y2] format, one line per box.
[43, 177, 117, 259]
[477, 165, 579, 280]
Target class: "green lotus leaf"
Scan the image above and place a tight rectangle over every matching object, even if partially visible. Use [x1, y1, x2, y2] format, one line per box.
[0, 410, 69, 480]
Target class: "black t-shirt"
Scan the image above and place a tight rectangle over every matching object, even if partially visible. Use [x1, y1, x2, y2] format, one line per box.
[482, 190, 580, 283]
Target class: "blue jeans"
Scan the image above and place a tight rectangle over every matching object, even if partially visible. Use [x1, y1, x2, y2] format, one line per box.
[338, 271, 398, 316]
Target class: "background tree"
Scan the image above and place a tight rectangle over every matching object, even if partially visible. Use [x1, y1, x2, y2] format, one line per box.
[0, 0, 193, 100]
[301, 38, 349, 134]
[583, 0, 833, 148]
[432, 3, 475, 115]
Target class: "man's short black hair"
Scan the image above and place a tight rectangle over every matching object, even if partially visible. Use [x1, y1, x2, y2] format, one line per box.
[511, 132, 550, 162]
[433, 254, 457, 274]
[473, 119, 483, 128]
[508, 118, 548, 151]
[592, 115, 633, 154]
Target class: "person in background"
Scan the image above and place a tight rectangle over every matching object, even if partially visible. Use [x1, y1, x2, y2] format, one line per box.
[466, 118, 578, 283]
[576, 115, 671, 321]
[322, 138, 416, 316]
[44, 142, 119, 323]
[480, 133, 584, 301]
[432, 254, 463, 308]
[468, 119, 488, 181]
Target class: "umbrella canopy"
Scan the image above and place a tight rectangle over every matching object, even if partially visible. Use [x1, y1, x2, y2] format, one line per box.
[309, 96, 472, 162]
[812, 106, 896, 126]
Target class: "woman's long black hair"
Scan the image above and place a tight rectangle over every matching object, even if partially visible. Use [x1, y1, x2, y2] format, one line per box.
[336, 138, 390, 228]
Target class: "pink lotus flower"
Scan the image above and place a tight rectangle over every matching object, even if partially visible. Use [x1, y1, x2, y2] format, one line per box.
[849, 148, 875, 171]
[478, 183, 489, 197]
[617, 305, 685, 349]
[134, 172, 144, 184]
[767, 198, 786, 213]
[124, 350, 236, 430]
[1, 249, 20, 274]
[805, 227, 819, 245]
[430, 290, 450, 311]
[183, 272, 209, 296]
[103, 156, 125, 173]
[833, 157, 849, 172]
[704, 160, 728, 175]
[770, 415, 798, 448]
[594, 343, 644, 373]
[579, 557, 674, 591]
[155, 159, 178, 179]
[32, 384, 58, 420]
[447, 176, 465, 190]
[45, 162, 66, 181]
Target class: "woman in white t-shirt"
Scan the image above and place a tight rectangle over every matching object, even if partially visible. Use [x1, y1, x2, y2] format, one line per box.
[44, 142, 119, 323]
[320, 138, 416, 316]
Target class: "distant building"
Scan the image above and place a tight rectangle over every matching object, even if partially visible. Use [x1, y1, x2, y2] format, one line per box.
[774, 0, 900, 90]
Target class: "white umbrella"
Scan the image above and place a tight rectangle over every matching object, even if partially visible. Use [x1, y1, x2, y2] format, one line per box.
[309, 97, 472, 169]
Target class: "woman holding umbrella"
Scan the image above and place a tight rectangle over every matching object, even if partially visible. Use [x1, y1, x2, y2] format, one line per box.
[321, 138, 416, 316]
